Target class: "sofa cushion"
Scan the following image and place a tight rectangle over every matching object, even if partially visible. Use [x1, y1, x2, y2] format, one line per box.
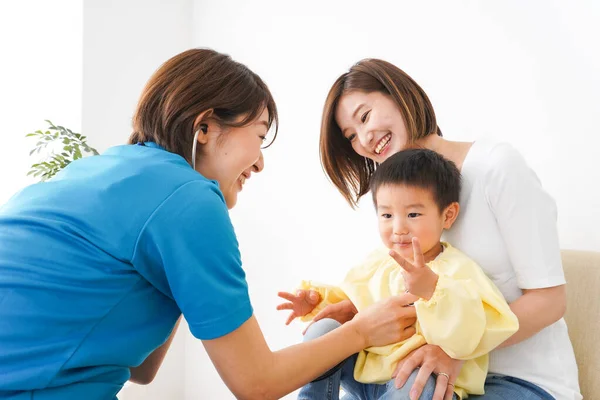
[561, 249, 600, 398]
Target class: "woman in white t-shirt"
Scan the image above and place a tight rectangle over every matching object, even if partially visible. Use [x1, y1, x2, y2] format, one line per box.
[314, 58, 581, 400]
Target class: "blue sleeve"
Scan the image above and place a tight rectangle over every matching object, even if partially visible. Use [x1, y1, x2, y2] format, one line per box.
[131, 180, 253, 340]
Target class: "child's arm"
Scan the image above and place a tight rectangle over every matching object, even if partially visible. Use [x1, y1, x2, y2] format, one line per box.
[389, 239, 519, 360]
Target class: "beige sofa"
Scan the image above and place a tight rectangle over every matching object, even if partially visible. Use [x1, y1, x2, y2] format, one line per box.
[562, 249, 600, 398]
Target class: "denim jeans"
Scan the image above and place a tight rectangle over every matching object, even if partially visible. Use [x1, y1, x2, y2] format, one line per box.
[298, 319, 456, 400]
[469, 375, 555, 399]
[298, 319, 554, 400]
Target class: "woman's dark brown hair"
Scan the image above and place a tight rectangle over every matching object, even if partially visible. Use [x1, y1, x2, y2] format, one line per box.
[320, 59, 441, 208]
[129, 48, 278, 163]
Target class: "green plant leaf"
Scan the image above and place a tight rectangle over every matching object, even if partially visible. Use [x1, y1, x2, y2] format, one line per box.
[27, 120, 100, 181]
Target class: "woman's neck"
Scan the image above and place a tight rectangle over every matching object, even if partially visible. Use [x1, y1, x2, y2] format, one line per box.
[418, 135, 473, 172]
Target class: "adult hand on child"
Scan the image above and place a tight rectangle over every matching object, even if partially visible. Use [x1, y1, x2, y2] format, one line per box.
[389, 237, 439, 300]
[302, 299, 358, 334]
[276, 290, 321, 325]
[392, 344, 463, 400]
[351, 294, 419, 348]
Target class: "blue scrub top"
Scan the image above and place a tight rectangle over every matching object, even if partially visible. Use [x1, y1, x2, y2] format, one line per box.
[0, 142, 253, 399]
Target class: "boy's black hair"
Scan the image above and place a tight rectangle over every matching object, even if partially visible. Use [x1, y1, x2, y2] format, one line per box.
[370, 148, 461, 211]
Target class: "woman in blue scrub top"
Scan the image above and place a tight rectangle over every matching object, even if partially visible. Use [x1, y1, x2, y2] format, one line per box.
[0, 49, 418, 400]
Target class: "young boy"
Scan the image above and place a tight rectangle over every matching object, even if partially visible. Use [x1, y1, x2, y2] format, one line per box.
[277, 149, 519, 399]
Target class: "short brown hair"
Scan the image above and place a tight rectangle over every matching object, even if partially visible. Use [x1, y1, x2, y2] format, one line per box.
[320, 59, 441, 208]
[129, 48, 278, 163]
[371, 149, 461, 212]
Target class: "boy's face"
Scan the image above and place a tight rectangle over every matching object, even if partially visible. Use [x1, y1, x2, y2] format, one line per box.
[375, 184, 458, 263]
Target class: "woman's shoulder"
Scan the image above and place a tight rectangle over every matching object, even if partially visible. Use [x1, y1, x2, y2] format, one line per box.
[469, 140, 526, 167]
[465, 140, 533, 181]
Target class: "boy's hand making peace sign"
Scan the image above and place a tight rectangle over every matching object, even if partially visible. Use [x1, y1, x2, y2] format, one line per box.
[389, 237, 439, 300]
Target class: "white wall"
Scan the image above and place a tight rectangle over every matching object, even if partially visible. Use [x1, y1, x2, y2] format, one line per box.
[4, 1, 598, 399]
[188, 1, 600, 398]
[0, 0, 82, 206]
[82, 1, 193, 399]
[83, 0, 193, 152]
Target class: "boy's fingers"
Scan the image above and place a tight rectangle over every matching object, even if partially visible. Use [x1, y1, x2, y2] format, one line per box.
[276, 302, 293, 311]
[277, 291, 296, 302]
[389, 250, 415, 273]
[286, 312, 296, 325]
[412, 237, 426, 268]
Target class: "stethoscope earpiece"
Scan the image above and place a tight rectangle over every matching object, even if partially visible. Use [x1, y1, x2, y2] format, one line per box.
[191, 124, 208, 170]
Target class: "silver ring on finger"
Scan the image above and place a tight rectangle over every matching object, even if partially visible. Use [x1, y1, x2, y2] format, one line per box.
[437, 372, 450, 381]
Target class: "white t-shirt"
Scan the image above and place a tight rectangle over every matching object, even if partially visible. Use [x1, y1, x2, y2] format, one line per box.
[442, 140, 581, 400]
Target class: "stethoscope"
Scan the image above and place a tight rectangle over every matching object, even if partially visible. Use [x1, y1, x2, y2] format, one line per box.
[137, 123, 207, 171]
[190, 124, 207, 171]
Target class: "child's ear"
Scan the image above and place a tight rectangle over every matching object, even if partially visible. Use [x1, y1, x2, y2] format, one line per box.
[442, 202, 460, 229]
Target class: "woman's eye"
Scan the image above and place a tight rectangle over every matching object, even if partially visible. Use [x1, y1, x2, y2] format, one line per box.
[259, 135, 267, 142]
[408, 213, 420, 218]
[382, 213, 392, 219]
[347, 133, 357, 142]
[361, 110, 370, 123]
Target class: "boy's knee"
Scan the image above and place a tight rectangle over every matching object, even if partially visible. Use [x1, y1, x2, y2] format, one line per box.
[303, 318, 341, 342]
[408, 369, 437, 399]
[384, 369, 437, 400]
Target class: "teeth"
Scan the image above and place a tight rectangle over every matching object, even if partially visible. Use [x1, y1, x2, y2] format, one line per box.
[375, 134, 391, 154]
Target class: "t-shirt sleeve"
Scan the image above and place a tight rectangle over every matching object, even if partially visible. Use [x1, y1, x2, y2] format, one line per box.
[131, 180, 252, 340]
[484, 143, 566, 289]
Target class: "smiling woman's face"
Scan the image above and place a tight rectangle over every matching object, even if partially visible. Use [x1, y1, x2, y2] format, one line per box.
[335, 91, 410, 164]
[195, 108, 269, 209]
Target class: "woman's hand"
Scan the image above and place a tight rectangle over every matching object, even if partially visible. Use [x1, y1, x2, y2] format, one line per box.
[349, 293, 418, 348]
[302, 299, 358, 334]
[389, 237, 439, 300]
[276, 290, 321, 325]
[392, 344, 463, 400]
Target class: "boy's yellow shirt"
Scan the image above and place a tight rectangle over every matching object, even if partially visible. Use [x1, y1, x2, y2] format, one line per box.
[299, 243, 519, 399]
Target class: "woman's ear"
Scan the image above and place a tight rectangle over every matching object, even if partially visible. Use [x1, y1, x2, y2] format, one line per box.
[193, 109, 214, 145]
[442, 202, 460, 229]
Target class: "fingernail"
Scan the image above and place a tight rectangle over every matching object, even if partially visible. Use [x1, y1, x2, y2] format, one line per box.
[410, 389, 417, 400]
